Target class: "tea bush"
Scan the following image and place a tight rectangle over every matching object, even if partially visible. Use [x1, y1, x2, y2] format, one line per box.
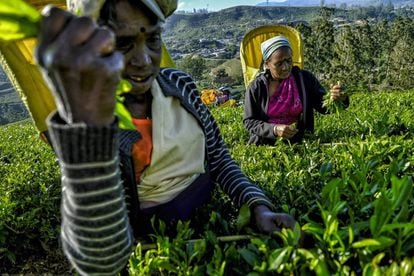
[0, 91, 413, 274]
[0, 121, 61, 269]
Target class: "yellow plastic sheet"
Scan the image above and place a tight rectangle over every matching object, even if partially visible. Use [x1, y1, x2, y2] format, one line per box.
[0, 0, 175, 133]
[240, 25, 303, 89]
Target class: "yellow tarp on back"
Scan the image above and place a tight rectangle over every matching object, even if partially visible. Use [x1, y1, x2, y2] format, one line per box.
[0, 0, 175, 133]
[0, 39, 55, 133]
[240, 25, 303, 89]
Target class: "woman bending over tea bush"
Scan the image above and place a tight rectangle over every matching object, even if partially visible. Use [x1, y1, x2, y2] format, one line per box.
[34, 0, 295, 274]
[243, 36, 349, 145]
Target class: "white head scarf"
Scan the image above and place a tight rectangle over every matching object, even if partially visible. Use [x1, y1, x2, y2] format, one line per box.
[261, 35, 291, 61]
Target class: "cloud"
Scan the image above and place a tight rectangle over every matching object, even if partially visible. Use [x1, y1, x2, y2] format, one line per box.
[178, 1, 186, 9]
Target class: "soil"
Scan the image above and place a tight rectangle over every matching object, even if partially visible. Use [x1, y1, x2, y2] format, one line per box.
[1, 249, 73, 275]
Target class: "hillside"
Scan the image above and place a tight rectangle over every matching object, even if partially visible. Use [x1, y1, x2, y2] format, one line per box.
[1, 5, 413, 125]
[164, 6, 333, 59]
[163, 5, 413, 59]
[256, 0, 414, 7]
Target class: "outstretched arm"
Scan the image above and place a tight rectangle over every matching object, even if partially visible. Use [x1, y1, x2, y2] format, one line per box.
[37, 6, 133, 275]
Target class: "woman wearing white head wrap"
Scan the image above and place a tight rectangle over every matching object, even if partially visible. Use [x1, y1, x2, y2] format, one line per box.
[243, 35, 349, 145]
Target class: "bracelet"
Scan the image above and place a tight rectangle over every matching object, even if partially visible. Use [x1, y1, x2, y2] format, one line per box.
[273, 125, 278, 136]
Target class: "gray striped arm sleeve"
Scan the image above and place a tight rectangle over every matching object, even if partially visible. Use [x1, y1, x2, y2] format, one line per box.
[47, 113, 133, 276]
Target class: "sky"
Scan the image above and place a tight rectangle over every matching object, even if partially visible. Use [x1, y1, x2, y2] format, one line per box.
[177, 0, 285, 11]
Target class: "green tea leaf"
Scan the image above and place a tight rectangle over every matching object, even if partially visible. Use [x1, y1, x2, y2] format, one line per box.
[238, 248, 259, 266]
[352, 238, 381, 248]
[314, 258, 330, 276]
[352, 237, 394, 249]
[115, 96, 135, 131]
[348, 225, 354, 244]
[115, 79, 134, 129]
[391, 176, 413, 210]
[0, 0, 40, 21]
[236, 204, 251, 231]
[401, 257, 413, 275]
[0, 15, 39, 40]
[116, 78, 133, 95]
[0, 0, 41, 41]
[268, 247, 290, 271]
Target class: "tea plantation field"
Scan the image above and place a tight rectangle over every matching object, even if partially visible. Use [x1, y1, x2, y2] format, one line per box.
[0, 91, 413, 275]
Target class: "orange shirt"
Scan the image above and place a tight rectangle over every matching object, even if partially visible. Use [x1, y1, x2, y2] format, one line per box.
[131, 118, 153, 183]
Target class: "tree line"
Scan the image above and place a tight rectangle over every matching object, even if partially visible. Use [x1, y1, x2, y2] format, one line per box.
[300, 7, 414, 91]
[176, 7, 414, 92]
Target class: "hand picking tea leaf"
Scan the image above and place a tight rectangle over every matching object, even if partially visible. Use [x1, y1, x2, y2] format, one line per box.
[0, 0, 134, 130]
[322, 81, 349, 115]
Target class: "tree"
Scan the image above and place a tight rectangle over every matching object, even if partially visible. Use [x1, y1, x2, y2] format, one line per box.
[388, 18, 414, 89]
[177, 56, 206, 82]
[331, 25, 357, 87]
[354, 20, 377, 90]
[211, 68, 233, 87]
[308, 7, 335, 85]
[371, 19, 392, 90]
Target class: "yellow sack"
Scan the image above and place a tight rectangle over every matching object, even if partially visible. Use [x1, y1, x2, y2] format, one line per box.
[0, 0, 175, 134]
[240, 25, 303, 89]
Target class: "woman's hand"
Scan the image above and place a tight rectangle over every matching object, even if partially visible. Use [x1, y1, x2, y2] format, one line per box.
[273, 124, 298, 139]
[330, 82, 346, 102]
[253, 205, 296, 234]
[35, 6, 124, 126]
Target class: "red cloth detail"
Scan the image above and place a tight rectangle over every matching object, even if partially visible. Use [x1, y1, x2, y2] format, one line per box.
[131, 118, 153, 183]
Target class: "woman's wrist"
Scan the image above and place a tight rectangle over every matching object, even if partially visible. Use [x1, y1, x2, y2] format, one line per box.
[273, 124, 280, 136]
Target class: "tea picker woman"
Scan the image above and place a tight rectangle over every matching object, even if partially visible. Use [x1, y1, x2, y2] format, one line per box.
[35, 0, 296, 274]
[243, 35, 349, 145]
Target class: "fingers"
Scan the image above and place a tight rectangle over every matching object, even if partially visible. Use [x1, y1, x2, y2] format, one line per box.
[330, 90, 342, 101]
[275, 124, 298, 138]
[273, 213, 296, 229]
[36, 6, 72, 67]
[57, 16, 98, 47]
[37, 6, 114, 69]
[330, 80, 344, 102]
[39, 6, 72, 44]
[85, 27, 116, 56]
[34, 6, 123, 126]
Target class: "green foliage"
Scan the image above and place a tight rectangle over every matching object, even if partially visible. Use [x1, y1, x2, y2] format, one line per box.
[0, 0, 40, 41]
[176, 55, 206, 81]
[9, 90, 396, 274]
[1, 91, 414, 273]
[213, 59, 244, 87]
[0, 122, 60, 268]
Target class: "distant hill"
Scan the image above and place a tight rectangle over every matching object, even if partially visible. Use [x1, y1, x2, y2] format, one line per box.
[164, 6, 323, 42]
[256, 0, 414, 7]
[163, 5, 413, 60]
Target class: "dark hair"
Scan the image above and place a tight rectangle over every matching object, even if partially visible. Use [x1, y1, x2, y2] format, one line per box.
[257, 59, 272, 80]
[98, 0, 159, 28]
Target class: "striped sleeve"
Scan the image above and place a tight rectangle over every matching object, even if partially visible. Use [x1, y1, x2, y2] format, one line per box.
[161, 69, 275, 211]
[47, 113, 133, 276]
[203, 108, 275, 210]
